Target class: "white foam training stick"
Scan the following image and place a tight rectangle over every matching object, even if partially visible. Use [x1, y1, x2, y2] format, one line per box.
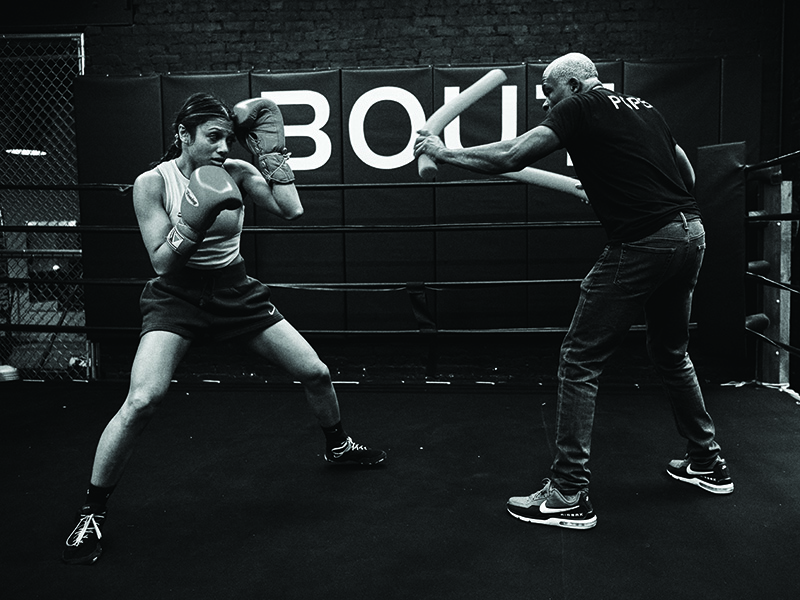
[502, 167, 589, 202]
[418, 68, 508, 181]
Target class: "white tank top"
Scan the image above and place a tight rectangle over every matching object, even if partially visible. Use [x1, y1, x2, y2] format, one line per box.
[155, 159, 244, 269]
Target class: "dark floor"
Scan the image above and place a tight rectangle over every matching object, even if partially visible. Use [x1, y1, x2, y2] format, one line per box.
[2, 372, 799, 599]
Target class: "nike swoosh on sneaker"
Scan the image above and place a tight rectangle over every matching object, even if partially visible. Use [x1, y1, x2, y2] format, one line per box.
[539, 500, 573, 514]
[686, 464, 713, 475]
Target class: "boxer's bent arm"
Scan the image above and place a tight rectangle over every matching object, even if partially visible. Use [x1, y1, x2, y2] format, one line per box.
[227, 159, 303, 220]
[133, 170, 193, 275]
[418, 125, 562, 176]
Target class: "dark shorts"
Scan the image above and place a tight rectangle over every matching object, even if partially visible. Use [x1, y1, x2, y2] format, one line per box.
[140, 261, 284, 342]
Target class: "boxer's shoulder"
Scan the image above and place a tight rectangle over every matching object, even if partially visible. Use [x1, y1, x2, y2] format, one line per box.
[133, 168, 167, 206]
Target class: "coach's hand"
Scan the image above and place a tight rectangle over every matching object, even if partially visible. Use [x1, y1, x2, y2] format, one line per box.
[414, 129, 445, 161]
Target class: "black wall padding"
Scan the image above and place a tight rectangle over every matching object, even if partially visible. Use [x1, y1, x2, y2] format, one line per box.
[250, 70, 346, 330]
[720, 57, 762, 165]
[624, 59, 720, 169]
[693, 142, 748, 377]
[251, 70, 344, 185]
[74, 75, 163, 184]
[435, 184, 528, 329]
[344, 186, 435, 330]
[75, 76, 163, 338]
[72, 61, 761, 347]
[256, 188, 347, 331]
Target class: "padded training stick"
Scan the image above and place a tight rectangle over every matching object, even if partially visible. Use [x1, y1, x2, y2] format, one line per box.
[502, 167, 589, 202]
[418, 68, 508, 181]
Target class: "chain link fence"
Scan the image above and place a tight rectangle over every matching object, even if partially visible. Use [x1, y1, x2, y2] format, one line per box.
[0, 34, 89, 380]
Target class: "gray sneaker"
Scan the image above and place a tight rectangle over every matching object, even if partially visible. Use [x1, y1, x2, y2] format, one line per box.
[507, 479, 597, 529]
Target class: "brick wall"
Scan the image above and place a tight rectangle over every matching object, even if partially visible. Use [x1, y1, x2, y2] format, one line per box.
[78, 0, 790, 160]
[84, 0, 780, 75]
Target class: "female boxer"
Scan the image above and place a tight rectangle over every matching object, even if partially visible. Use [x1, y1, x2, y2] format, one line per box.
[62, 93, 385, 565]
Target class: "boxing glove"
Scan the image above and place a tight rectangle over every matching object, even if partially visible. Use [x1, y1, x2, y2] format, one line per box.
[166, 166, 243, 257]
[233, 98, 295, 184]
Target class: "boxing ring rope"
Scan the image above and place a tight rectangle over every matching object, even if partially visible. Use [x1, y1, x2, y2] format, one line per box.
[0, 216, 593, 337]
[2, 150, 797, 381]
[742, 149, 798, 384]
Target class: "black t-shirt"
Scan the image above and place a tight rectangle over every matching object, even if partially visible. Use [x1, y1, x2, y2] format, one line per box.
[540, 88, 699, 243]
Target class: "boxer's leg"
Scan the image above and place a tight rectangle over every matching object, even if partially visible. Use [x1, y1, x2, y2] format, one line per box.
[91, 331, 191, 487]
[63, 331, 190, 565]
[247, 320, 386, 466]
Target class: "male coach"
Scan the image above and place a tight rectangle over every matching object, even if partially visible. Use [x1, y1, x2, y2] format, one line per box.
[415, 52, 733, 529]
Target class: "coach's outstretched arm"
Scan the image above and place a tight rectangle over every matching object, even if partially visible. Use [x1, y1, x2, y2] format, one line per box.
[414, 125, 563, 176]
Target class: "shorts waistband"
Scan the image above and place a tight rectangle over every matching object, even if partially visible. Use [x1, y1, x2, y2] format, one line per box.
[162, 259, 247, 287]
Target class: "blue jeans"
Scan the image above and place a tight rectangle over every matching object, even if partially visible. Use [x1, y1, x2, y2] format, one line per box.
[551, 214, 721, 494]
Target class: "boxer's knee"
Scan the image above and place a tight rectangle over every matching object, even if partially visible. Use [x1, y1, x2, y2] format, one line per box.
[298, 359, 332, 391]
[119, 384, 168, 426]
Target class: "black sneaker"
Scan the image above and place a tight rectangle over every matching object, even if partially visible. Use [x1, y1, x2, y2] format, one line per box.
[666, 457, 734, 494]
[507, 479, 597, 529]
[325, 436, 386, 466]
[62, 504, 106, 565]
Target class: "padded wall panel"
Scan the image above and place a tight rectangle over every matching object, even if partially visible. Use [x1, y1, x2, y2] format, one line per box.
[527, 225, 607, 328]
[250, 71, 346, 329]
[430, 66, 528, 328]
[341, 67, 433, 329]
[75, 75, 163, 184]
[79, 188, 150, 335]
[624, 59, 720, 167]
[435, 184, 527, 329]
[341, 67, 430, 184]
[721, 57, 762, 164]
[344, 188, 435, 330]
[693, 142, 747, 377]
[75, 76, 162, 338]
[254, 189, 346, 331]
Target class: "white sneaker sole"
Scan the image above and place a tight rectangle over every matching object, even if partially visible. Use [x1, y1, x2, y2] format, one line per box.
[507, 506, 597, 529]
[666, 469, 734, 494]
